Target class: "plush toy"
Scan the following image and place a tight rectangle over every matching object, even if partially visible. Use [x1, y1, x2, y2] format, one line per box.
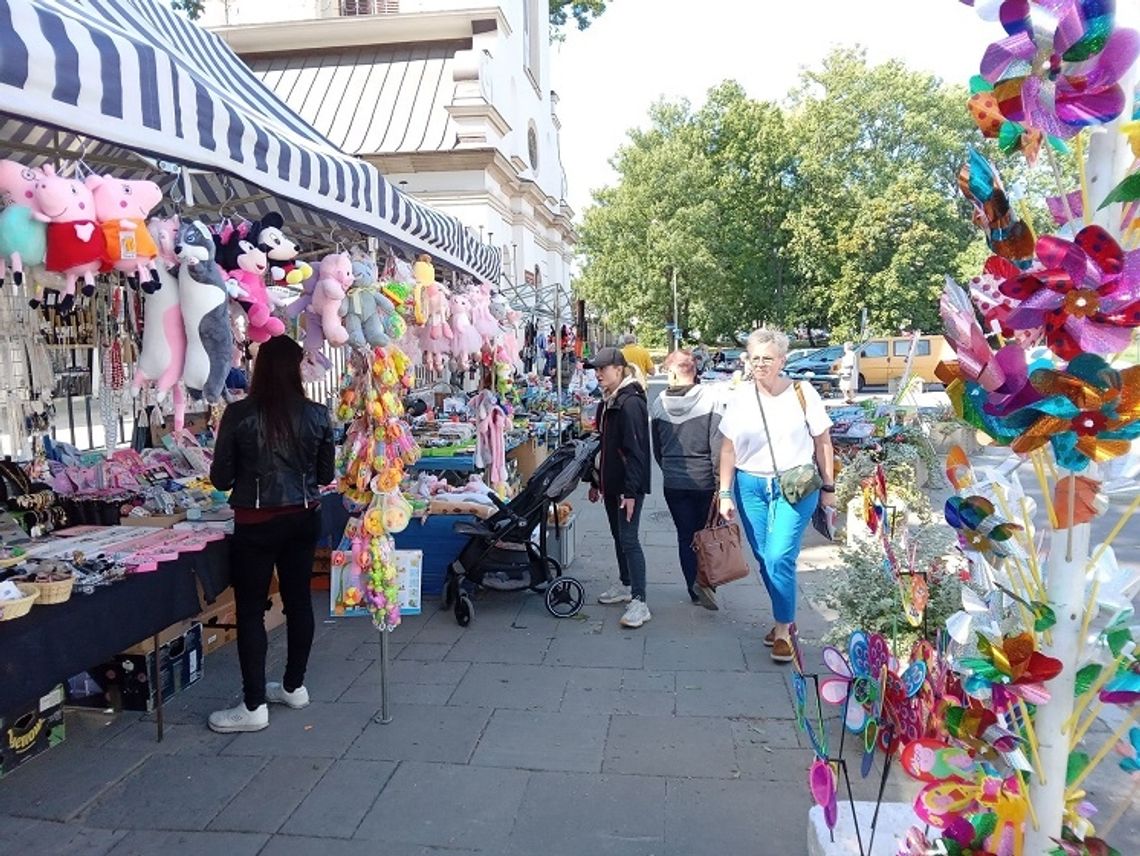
[253, 212, 312, 286]
[419, 280, 452, 373]
[35, 164, 107, 312]
[448, 291, 481, 369]
[214, 221, 285, 343]
[502, 309, 525, 373]
[411, 254, 433, 325]
[310, 252, 352, 346]
[0, 160, 46, 289]
[176, 220, 238, 403]
[133, 216, 187, 430]
[87, 174, 163, 292]
[471, 281, 500, 339]
[341, 256, 394, 349]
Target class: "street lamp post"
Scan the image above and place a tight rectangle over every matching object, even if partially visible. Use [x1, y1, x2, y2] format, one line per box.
[671, 267, 679, 351]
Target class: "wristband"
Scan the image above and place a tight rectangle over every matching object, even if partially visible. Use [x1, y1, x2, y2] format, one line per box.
[820, 485, 836, 493]
[717, 489, 732, 499]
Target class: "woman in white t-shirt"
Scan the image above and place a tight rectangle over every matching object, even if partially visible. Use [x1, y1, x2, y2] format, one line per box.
[717, 328, 836, 662]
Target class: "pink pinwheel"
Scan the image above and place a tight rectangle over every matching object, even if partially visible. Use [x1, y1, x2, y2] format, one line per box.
[968, 256, 1044, 347]
[1000, 226, 1140, 359]
[979, 1, 1140, 139]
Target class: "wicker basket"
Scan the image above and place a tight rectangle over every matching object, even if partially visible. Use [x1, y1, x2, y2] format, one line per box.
[14, 572, 74, 605]
[0, 583, 39, 621]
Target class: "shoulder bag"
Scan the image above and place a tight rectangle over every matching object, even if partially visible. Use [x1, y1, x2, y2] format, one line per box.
[691, 494, 750, 587]
[755, 382, 822, 505]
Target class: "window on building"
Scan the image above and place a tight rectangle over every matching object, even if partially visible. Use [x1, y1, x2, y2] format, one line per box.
[523, 0, 541, 89]
[528, 125, 539, 170]
[340, 0, 399, 15]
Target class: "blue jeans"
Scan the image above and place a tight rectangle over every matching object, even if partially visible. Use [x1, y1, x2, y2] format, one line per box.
[663, 487, 716, 598]
[603, 493, 647, 601]
[733, 470, 818, 624]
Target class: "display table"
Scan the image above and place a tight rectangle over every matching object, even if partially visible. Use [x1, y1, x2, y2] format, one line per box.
[0, 539, 230, 714]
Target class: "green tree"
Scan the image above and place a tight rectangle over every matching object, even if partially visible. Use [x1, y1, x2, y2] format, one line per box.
[549, 1, 609, 35]
[170, 0, 204, 19]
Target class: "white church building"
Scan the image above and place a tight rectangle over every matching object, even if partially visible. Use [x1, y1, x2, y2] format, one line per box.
[204, 0, 577, 316]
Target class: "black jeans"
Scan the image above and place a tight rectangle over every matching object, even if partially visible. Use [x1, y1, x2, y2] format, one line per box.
[603, 493, 647, 601]
[230, 508, 320, 709]
[663, 487, 716, 598]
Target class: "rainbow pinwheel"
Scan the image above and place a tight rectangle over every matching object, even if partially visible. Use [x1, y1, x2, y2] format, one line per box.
[958, 148, 1036, 267]
[945, 495, 1025, 562]
[1003, 354, 1140, 471]
[999, 226, 1140, 359]
[978, 1, 1140, 140]
[1116, 726, 1140, 776]
[1100, 660, 1140, 704]
[958, 631, 1064, 705]
[969, 255, 1046, 346]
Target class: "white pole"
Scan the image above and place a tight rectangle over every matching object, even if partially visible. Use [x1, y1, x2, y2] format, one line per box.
[554, 281, 563, 445]
[1023, 59, 1135, 853]
[672, 268, 679, 351]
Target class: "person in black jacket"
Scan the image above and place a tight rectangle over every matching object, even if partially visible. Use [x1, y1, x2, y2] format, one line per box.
[584, 347, 652, 628]
[207, 336, 335, 733]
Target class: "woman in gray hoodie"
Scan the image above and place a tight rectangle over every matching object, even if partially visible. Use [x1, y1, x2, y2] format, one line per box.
[650, 349, 724, 609]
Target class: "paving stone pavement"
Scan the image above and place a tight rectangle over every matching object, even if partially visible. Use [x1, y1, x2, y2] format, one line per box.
[0, 478, 1135, 854]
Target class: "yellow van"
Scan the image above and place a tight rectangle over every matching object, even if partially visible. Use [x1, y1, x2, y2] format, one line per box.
[852, 335, 952, 389]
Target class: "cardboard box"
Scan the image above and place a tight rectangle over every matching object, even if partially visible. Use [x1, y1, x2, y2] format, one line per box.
[69, 625, 203, 713]
[511, 438, 550, 486]
[121, 619, 196, 656]
[120, 512, 187, 529]
[1, 684, 65, 778]
[198, 596, 238, 656]
[150, 411, 211, 447]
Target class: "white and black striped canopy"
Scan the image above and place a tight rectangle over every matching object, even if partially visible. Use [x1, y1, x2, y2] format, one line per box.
[0, 0, 501, 281]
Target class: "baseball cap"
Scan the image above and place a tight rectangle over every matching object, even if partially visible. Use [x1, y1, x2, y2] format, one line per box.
[583, 347, 627, 370]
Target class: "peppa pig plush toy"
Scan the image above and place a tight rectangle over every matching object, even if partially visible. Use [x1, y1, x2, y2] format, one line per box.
[35, 165, 107, 312]
[214, 221, 285, 343]
[134, 216, 187, 432]
[0, 160, 47, 290]
[87, 174, 163, 292]
[253, 211, 313, 287]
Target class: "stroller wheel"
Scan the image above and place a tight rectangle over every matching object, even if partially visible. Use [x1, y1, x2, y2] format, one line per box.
[542, 556, 562, 581]
[545, 577, 584, 618]
[442, 569, 459, 610]
[455, 594, 474, 627]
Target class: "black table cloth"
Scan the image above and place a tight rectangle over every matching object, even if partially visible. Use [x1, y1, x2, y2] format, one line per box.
[0, 539, 230, 713]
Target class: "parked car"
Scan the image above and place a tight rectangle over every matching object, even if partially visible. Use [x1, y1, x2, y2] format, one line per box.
[785, 345, 843, 380]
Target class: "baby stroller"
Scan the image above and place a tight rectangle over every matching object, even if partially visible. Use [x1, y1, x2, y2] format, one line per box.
[442, 436, 597, 626]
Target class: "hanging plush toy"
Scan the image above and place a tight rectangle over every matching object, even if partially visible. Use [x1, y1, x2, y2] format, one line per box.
[411, 253, 433, 325]
[87, 174, 163, 292]
[342, 256, 396, 349]
[254, 212, 312, 286]
[471, 281, 500, 340]
[35, 165, 107, 313]
[502, 309, 525, 373]
[177, 220, 238, 403]
[214, 221, 285, 343]
[420, 280, 452, 373]
[311, 252, 352, 346]
[448, 290, 481, 369]
[133, 216, 187, 431]
[0, 160, 47, 290]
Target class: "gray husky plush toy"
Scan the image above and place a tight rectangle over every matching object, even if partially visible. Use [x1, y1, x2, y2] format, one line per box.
[175, 220, 239, 404]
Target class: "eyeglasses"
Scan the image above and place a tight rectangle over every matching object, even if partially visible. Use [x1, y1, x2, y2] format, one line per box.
[748, 356, 779, 366]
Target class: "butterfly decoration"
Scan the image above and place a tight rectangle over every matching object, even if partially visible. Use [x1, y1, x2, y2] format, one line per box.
[976, 0, 1140, 140]
[958, 631, 1064, 705]
[945, 495, 1024, 563]
[1003, 355, 1140, 472]
[998, 226, 1140, 360]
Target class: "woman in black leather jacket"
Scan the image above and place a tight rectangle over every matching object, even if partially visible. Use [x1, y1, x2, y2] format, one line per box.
[207, 336, 335, 734]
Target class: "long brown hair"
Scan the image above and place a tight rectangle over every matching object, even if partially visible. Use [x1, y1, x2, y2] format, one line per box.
[249, 336, 306, 449]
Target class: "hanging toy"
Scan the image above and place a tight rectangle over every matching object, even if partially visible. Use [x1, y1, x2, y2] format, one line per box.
[448, 290, 481, 369]
[35, 165, 107, 313]
[134, 216, 187, 432]
[176, 220, 238, 404]
[87, 174, 163, 293]
[342, 255, 395, 348]
[0, 160, 47, 291]
[214, 221, 286, 343]
[253, 212, 313, 286]
[411, 253, 433, 325]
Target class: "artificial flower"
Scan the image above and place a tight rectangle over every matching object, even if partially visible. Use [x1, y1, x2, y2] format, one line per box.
[999, 226, 1140, 359]
[1004, 354, 1140, 471]
[978, 1, 1140, 139]
[959, 631, 1064, 704]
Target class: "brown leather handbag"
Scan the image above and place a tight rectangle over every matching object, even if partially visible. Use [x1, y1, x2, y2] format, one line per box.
[692, 496, 750, 587]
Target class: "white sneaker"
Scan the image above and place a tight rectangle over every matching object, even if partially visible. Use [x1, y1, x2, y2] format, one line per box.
[597, 584, 633, 604]
[266, 682, 310, 710]
[620, 599, 652, 628]
[208, 702, 269, 733]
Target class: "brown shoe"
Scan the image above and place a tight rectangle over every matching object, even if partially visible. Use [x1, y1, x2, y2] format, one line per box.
[763, 627, 776, 647]
[770, 637, 793, 663]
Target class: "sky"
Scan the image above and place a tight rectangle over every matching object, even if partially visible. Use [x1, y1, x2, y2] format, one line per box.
[548, 0, 1140, 216]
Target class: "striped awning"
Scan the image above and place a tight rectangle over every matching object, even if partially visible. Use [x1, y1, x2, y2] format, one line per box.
[0, 0, 501, 281]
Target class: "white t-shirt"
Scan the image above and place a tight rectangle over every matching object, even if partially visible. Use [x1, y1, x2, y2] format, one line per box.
[718, 381, 832, 476]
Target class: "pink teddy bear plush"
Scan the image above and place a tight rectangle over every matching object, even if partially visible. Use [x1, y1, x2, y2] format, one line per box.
[309, 252, 352, 347]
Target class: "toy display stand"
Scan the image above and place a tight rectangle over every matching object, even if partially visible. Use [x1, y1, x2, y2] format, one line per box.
[375, 628, 393, 725]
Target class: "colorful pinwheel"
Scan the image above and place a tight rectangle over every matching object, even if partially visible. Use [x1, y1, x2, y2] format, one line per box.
[1116, 726, 1140, 776]
[958, 631, 1064, 705]
[1049, 828, 1122, 856]
[978, 1, 1140, 140]
[999, 226, 1140, 359]
[1004, 355, 1140, 471]
[958, 148, 1036, 267]
[970, 255, 1046, 347]
[945, 495, 1025, 562]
